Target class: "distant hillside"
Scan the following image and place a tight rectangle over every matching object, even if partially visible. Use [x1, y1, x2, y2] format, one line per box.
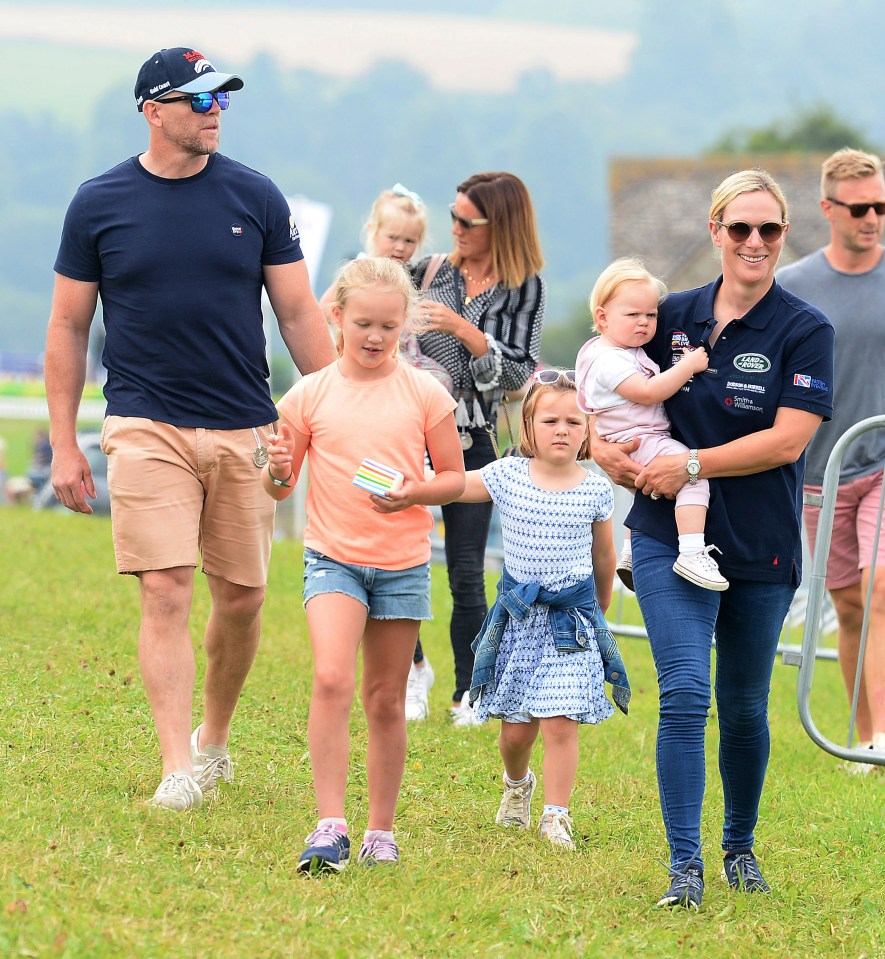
[0, 6, 636, 97]
[2, 0, 885, 361]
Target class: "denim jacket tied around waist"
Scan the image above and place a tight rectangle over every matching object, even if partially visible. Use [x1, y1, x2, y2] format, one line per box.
[469, 566, 630, 715]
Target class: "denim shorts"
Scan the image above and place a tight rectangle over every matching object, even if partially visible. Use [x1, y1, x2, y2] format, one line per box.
[302, 548, 432, 621]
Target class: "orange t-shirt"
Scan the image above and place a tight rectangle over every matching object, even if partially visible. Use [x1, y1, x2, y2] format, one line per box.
[277, 359, 457, 570]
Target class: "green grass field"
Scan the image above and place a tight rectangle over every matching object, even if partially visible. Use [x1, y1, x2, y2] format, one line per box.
[1, 508, 881, 959]
[1, 419, 105, 482]
[2, 419, 51, 478]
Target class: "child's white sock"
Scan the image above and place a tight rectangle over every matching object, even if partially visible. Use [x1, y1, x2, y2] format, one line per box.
[620, 540, 632, 557]
[504, 771, 532, 787]
[543, 804, 569, 817]
[317, 816, 348, 833]
[363, 829, 394, 844]
[678, 533, 705, 556]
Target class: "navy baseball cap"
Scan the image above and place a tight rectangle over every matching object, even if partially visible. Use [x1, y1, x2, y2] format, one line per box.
[135, 47, 244, 112]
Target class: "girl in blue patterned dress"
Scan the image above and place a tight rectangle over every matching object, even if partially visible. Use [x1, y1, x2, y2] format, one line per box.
[459, 370, 626, 849]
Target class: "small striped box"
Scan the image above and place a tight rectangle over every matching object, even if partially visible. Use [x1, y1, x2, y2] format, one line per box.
[353, 458, 404, 498]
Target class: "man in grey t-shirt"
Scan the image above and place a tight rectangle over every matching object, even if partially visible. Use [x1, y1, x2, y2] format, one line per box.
[779, 148, 885, 769]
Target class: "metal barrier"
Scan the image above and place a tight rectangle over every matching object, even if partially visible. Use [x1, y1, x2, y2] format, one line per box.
[793, 415, 885, 768]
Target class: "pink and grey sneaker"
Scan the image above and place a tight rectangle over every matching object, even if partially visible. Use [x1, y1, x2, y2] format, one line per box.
[358, 830, 399, 866]
[298, 822, 350, 874]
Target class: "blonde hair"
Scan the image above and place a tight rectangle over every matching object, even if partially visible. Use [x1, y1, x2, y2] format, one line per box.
[709, 168, 789, 224]
[821, 148, 884, 197]
[588, 257, 667, 332]
[449, 172, 544, 288]
[518, 373, 592, 461]
[363, 185, 428, 257]
[331, 256, 420, 355]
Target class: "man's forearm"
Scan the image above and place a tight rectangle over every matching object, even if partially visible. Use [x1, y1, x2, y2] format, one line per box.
[45, 321, 90, 448]
[279, 305, 336, 374]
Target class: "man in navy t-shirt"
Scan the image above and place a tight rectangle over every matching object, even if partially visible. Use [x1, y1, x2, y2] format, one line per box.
[45, 47, 336, 812]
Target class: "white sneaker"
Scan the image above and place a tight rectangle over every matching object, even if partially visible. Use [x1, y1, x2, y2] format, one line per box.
[842, 741, 875, 776]
[450, 696, 482, 727]
[404, 659, 435, 721]
[616, 547, 634, 592]
[191, 725, 233, 794]
[149, 771, 203, 811]
[539, 810, 575, 849]
[496, 771, 536, 828]
[845, 733, 885, 775]
[673, 545, 729, 591]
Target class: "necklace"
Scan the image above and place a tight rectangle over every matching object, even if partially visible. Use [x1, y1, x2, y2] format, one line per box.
[461, 266, 495, 304]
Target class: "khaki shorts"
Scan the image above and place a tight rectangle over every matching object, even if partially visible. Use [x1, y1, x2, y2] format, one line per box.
[804, 469, 885, 590]
[100, 416, 277, 587]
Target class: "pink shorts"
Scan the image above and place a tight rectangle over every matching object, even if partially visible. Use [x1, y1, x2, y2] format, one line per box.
[803, 470, 885, 590]
[100, 416, 277, 587]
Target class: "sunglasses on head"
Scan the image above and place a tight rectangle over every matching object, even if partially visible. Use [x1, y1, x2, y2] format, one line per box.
[532, 369, 577, 385]
[714, 220, 785, 243]
[826, 197, 885, 218]
[157, 90, 231, 113]
[449, 204, 489, 230]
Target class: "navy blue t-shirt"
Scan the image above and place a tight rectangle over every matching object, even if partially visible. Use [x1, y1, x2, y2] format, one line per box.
[627, 277, 834, 585]
[54, 153, 304, 428]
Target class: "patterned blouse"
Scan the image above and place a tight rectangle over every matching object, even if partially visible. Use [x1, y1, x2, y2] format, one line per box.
[413, 255, 545, 428]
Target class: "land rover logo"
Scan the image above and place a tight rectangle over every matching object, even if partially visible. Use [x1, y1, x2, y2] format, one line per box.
[733, 353, 771, 373]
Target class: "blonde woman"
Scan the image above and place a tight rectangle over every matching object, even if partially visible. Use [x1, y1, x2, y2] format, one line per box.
[592, 170, 834, 908]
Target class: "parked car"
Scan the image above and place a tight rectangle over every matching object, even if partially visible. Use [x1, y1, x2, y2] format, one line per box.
[32, 432, 111, 515]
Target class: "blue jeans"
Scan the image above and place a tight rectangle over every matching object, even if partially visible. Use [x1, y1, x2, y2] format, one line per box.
[437, 429, 495, 700]
[632, 532, 795, 873]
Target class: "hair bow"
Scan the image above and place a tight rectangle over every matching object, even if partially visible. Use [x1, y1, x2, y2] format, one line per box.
[391, 183, 424, 207]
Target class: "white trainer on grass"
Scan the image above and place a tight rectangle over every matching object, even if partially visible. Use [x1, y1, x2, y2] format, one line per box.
[149, 771, 203, 811]
[405, 658, 435, 721]
[191, 725, 233, 795]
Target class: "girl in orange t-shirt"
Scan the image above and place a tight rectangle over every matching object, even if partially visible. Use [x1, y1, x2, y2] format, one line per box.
[264, 256, 464, 872]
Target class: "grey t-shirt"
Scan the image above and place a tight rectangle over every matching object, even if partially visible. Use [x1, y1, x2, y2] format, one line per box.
[778, 248, 885, 485]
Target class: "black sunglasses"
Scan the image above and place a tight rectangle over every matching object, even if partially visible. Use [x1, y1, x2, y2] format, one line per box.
[826, 197, 885, 218]
[449, 204, 489, 230]
[714, 220, 785, 243]
[157, 90, 231, 113]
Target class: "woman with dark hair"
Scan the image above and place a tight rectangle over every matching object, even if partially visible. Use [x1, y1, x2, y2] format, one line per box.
[592, 169, 834, 908]
[413, 172, 545, 724]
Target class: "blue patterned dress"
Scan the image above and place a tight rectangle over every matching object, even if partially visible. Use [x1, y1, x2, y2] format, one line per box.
[475, 457, 615, 724]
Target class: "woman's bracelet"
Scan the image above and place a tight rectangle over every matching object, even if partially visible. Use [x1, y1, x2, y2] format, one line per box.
[268, 466, 293, 488]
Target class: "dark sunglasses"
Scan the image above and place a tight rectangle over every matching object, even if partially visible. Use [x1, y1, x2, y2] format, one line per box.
[532, 369, 577, 385]
[449, 204, 489, 230]
[714, 220, 785, 243]
[826, 197, 885, 218]
[157, 90, 231, 113]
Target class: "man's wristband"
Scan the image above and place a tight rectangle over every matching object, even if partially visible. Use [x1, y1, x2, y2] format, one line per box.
[268, 467, 293, 488]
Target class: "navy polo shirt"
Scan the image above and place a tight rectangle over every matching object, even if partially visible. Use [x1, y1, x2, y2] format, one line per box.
[627, 277, 834, 585]
[54, 153, 303, 429]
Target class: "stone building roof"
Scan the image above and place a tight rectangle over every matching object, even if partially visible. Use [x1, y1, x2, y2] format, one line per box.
[610, 154, 830, 292]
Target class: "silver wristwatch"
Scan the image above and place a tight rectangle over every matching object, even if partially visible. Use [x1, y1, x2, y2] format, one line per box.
[687, 449, 701, 485]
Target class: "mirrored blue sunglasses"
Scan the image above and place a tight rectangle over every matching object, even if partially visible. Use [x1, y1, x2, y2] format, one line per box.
[157, 90, 231, 113]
